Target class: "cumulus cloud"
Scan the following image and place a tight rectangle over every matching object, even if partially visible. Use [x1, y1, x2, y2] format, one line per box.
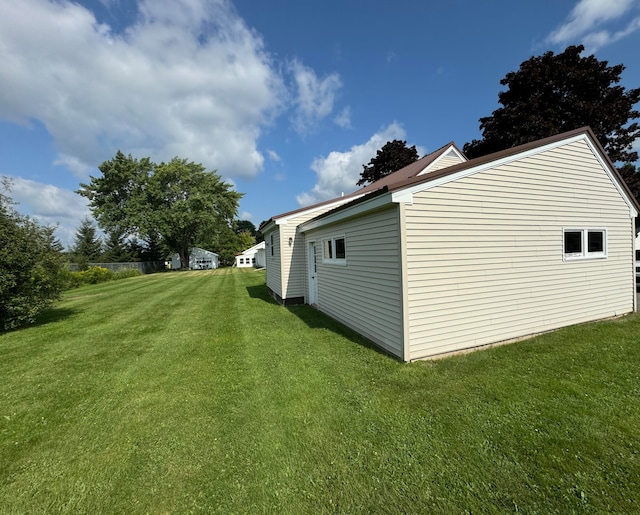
[547, 0, 640, 51]
[289, 60, 342, 134]
[8, 176, 91, 248]
[0, 0, 286, 180]
[296, 122, 408, 206]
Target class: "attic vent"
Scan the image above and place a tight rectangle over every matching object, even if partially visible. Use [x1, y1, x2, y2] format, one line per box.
[445, 149, 458, 158]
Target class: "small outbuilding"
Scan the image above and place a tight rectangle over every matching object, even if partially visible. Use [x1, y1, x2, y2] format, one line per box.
[236, 241, 266, 268]
[171, 247, 219, 270]
[262, 127, 639, 361]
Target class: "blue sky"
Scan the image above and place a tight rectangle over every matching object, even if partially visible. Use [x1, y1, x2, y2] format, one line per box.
[1, 0, 640, 248]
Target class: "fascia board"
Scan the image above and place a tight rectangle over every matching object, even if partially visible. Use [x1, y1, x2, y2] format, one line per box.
[275, 196, 361, 226]
[583, 138, 639, 218]
[299, 193, 393, 233]
[392, 133, 638, 217]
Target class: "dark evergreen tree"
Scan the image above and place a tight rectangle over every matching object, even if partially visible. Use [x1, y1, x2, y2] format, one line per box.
[126, 237, 145, 262]
[357, 140, 419, 186]
[464, 45, 640, 163]
[72, 217, 103, 269]
[103, 229, 131, 262]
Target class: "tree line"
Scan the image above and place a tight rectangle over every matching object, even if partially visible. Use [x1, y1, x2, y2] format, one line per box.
[69, 216, 263, 269]
[76, 153, 260, 269]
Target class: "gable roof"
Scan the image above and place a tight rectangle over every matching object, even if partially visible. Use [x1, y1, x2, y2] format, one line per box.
[260, 142, 466, 231]
[389, 127, 639, 212]
[356, 142, 465, 194]
[240, 241, 265, 255]
[299, 127, 639, 232]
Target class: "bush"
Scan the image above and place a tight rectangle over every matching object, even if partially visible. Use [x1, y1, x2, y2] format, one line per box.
[113, 269, 142, 280]
[61, 266, 143, 289]
[1, 184, 65, 331]
[77, 266, 113, 284]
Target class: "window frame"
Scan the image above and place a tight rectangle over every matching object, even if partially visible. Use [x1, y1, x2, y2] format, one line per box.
[322, 235, 347, 265]
[563, 227, 607, 261]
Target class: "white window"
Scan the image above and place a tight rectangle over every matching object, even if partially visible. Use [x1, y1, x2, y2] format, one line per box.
[322, 235, 346, 265]
[563, 228, 607, 260]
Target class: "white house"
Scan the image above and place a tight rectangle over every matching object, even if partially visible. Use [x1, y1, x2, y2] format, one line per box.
[236, 241, 266, 268]
[262, 128, 639, 361]
[171, 247, 219, 270]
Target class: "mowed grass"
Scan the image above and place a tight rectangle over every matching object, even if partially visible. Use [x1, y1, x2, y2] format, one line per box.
[1, 268, 639, 513]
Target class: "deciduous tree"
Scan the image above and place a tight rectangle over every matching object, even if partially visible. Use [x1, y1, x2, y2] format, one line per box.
[357, 140, 419, 186]
[464, 45, 640, 163]
[79, 153, 242, 269]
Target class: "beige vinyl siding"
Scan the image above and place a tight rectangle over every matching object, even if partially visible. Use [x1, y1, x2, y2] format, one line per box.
[404, 139, 635, 360]
[306, 207, 404, 358]
[265, 227, 282, 297]
[279, 210, 328, 299]
[426, 154, 465, 173]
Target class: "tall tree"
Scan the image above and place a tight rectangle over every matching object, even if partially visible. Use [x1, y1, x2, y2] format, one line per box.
[618, 163, 640, 202]
[357, 140, 419, 186]
[1, 178, 64, 330]
[103, 229, 131, 263]
[72, 217, 103, 269]
[146, 158, 241, 268]
[235, 220, 257, 238]
[79, 153, 242, 269]
[79, 151, 152, 235]
[464, 45, 640, 162]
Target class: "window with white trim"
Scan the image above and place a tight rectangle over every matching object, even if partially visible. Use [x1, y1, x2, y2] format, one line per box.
[563, 228, 607, 260]
[322, 235, 346, 265]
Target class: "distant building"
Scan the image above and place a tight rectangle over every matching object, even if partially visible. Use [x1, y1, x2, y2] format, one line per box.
[235, 241, 265, 268]
[171, 247, 219, 269]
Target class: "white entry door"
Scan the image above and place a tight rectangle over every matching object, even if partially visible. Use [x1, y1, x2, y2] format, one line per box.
[308, 241, 318, 305]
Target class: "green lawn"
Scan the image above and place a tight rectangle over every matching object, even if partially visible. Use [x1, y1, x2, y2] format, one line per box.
[1, 268, 639, 513]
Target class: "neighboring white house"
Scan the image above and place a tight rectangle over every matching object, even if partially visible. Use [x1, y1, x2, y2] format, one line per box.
[171, 247, 219, 269]
[262, 128, 639, 361]
[236, 241, 266, 268]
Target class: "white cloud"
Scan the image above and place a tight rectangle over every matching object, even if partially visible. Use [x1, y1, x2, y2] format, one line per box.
[289, 59, 342, 134]
[0, 0, 285, 180]
[547, 0, 640, 51]
[266, 149, 281, 162]
[334, 106, 352, 129]
[239, 211, 253, 221]
[8, 176, 91, 249]
[296, 122, 407, 206]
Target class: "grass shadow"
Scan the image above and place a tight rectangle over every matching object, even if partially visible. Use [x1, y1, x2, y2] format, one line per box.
[245, 284, 276, 303]
[34, 307, 80, 327]
[245, 283, 396, 360]
[286, 304, 395, 360]
[1, 307, 80, 335]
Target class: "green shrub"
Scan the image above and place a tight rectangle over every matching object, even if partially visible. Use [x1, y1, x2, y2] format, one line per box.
[1, 185, 65, 331]
[113, 269, 142, 280]
[61, 266, 143, 290]
[58, 267, 82, 290]
[77, 266, 113, 285]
